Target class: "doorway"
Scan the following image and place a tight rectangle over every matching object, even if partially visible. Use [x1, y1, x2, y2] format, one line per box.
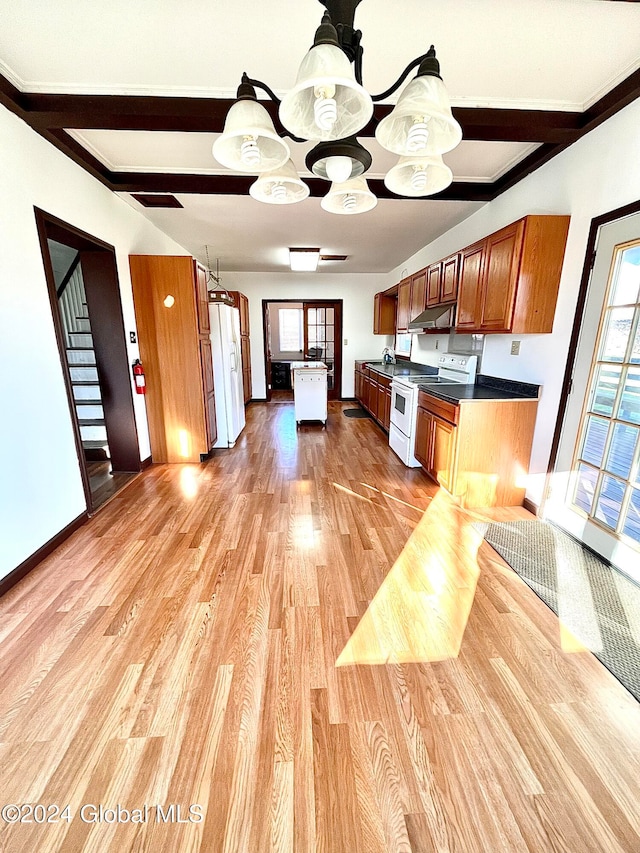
[546, 208, 640, 583]
[35, 209, 141, 512]
[263, 299, 343, 402]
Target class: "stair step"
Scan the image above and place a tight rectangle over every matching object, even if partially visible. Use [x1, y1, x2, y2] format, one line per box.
[70, 366, 99, 382]
[67, 351, 96, 366]
[80, 424, 107, 441]
[78, 418, 105, 427]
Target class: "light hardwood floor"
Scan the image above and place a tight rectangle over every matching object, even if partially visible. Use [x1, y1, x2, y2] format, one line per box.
[1, 401, 640, 852]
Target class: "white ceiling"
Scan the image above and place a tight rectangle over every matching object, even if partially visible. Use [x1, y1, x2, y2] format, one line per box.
[2, 0, 640, 274]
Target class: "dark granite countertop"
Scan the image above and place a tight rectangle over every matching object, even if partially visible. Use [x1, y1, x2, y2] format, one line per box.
[417, 374, 540, 404]
[362, 360, 438, 378]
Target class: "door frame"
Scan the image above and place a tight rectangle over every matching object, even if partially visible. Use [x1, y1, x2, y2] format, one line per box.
[262, 299, 343, 402]
[34, 208, 141, 513]
[542, 197, 640, 517]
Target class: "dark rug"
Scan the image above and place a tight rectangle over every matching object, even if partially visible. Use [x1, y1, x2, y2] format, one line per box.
[343, 408, 370, 418]
[476, 520, 640, 702]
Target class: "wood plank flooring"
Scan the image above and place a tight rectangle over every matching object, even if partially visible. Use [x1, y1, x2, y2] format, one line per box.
[1, 400, 639, 852]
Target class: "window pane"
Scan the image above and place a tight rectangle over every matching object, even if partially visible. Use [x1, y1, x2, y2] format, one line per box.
[326, 326, 334, 341]
[600, 307, 633, 362]
[589, 365, 622, 417]
[326, 308, 334, 323]
[594, 474, 625, 529]
[316, 326, 325, 342]
[604, 423, 638, 479]
[579, 416, 609, 467]
[278, 308, 302, 351]
[618, 368, 640, 424]
[622, 488, 640, 543]
[573, 464, 598, 514]
[325, 342, 334, 357]
[612, 245, 640, 305]
[631, 321, 640, 365]
[307, 308, 316, 324]
[317, 308, 325, 323]
[308, 327, 316, 343]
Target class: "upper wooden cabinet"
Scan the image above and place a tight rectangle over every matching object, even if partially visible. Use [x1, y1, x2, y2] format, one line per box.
[373, 292, 396, 334]
[410, 269, 427, 319]
[441, 254, 459, 303]
[396, 277, 412, 332]
[129, 255, 216, 463]
[426, 263, 442, 307]
[455, 215, 570, 334]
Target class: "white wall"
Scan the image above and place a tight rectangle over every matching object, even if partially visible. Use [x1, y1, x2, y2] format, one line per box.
[0, 104, 190, 580]
[222, 272, 389, 398]
[387, 98, 640, 505]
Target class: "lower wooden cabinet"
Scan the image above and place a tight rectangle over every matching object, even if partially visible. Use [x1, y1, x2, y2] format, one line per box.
[354, 364, 391, 431]
[416, 390, 539, 507]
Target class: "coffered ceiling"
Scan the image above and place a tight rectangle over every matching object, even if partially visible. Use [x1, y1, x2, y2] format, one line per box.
[1, 0, 639, 273]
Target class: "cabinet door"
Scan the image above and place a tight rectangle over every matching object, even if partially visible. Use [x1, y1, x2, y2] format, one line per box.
[456, 240, 486, 330]
[374, 293, 396, 334]
[426, 263, 442, 307]
[382, 387, 391, 430]
[239, 294, 250, 336]
[194, 263, 210, 334]
[396, 278, 412, 332]
[199, 337, 217, 449]
[415, 406, 433, 470]
[355, 370, 362, 403]
[480, 220, 525, 332]
[441, 254, 459, 303]
[432, 416, 456, 492]
[410, 271, 427, 319]
[240, 336, 251, 403]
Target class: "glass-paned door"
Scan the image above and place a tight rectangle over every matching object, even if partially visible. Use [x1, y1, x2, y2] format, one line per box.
[304, 302, 342, 401]
[548, 213, 640, 584]
[571, 241, 640, 539]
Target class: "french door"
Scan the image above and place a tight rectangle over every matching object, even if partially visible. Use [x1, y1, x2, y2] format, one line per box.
[547, 211, 640, 583]
[303, 301, 342, 401]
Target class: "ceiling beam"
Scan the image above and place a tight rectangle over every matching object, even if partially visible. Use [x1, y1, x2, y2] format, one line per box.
[21, 91, 583, 143]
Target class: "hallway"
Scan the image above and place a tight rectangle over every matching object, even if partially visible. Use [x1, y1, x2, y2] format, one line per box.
[1, 401, 639, 852]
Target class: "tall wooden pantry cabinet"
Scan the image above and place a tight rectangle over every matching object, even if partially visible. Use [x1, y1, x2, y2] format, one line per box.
[129, 255, 217, 463]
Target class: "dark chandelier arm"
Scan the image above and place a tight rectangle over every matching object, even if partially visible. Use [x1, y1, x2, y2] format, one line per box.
[242, 74, 307, 143]
[370, 52, 432, 102]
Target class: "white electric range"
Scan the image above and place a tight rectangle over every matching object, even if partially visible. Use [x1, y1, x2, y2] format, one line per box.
[389, 353, 478, 467]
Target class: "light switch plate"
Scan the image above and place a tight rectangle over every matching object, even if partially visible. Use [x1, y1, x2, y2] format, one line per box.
[510, 340, 521, 356]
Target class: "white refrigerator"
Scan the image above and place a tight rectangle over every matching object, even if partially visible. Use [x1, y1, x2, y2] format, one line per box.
[209, 301, 246, 448]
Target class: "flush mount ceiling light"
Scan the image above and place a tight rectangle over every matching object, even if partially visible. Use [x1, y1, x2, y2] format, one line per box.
[289, 248, 321, 271]
[212, 0, 461, 213]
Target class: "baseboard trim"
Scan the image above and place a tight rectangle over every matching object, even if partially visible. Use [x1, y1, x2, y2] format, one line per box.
[140, 455, 153, 470]
[0, 511, 89, 598]
[523, 497, 539, 516]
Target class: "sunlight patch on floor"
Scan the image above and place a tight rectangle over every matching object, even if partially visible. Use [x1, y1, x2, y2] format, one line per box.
[336, 490, 483, 666]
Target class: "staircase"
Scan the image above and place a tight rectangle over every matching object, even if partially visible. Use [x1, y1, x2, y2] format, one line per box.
[57, 260, 109, 460]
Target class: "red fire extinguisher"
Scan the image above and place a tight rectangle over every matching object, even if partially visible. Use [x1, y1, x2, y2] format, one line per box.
[132, 359, 146, 394]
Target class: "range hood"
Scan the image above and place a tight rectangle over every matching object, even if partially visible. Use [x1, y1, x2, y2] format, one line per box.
[408, 303, 454, 332]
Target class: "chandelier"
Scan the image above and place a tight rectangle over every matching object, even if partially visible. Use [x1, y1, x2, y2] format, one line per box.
[212, 0, 462, 214]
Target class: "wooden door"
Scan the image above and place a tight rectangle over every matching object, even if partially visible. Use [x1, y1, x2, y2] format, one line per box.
[432, 416, 456, 491]
[410, 270, 427, 319]
[426, 263, 442, 307]
[456, 240, 486, 330]
[303, 301, 342, 401]
[480, 220, 525, 332]
[263, 302, 272, 402]
[396, 278, 412, 332]
[199, 337, 217, 448]
[194, 263, 210, 334]
[441, 254, 459, 303]
[414, 406, 433, 470]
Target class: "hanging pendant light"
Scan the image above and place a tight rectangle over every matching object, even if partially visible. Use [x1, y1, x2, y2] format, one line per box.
[320, 176, 377, 215]
[305, 136, 372, 183]
[212, 75, 290, 173]
[249, 159, 310, 204]
[384, 153, 453, 197]
[279, 12, 373, 142]
[375, 47, 461, 157]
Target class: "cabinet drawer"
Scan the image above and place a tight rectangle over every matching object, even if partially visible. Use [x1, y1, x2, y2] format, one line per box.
[373, 372, 391, 390]
[418, 391, 459, 424]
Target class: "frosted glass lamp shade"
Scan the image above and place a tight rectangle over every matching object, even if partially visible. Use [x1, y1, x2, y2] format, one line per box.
[249, 159, 310, 204]
[320, 176, 377, 215]
[279, 43, 373, 141]
[212, 98, 290, 173]
[375, 74, 462, 156]
[384, 154, 453, 197]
